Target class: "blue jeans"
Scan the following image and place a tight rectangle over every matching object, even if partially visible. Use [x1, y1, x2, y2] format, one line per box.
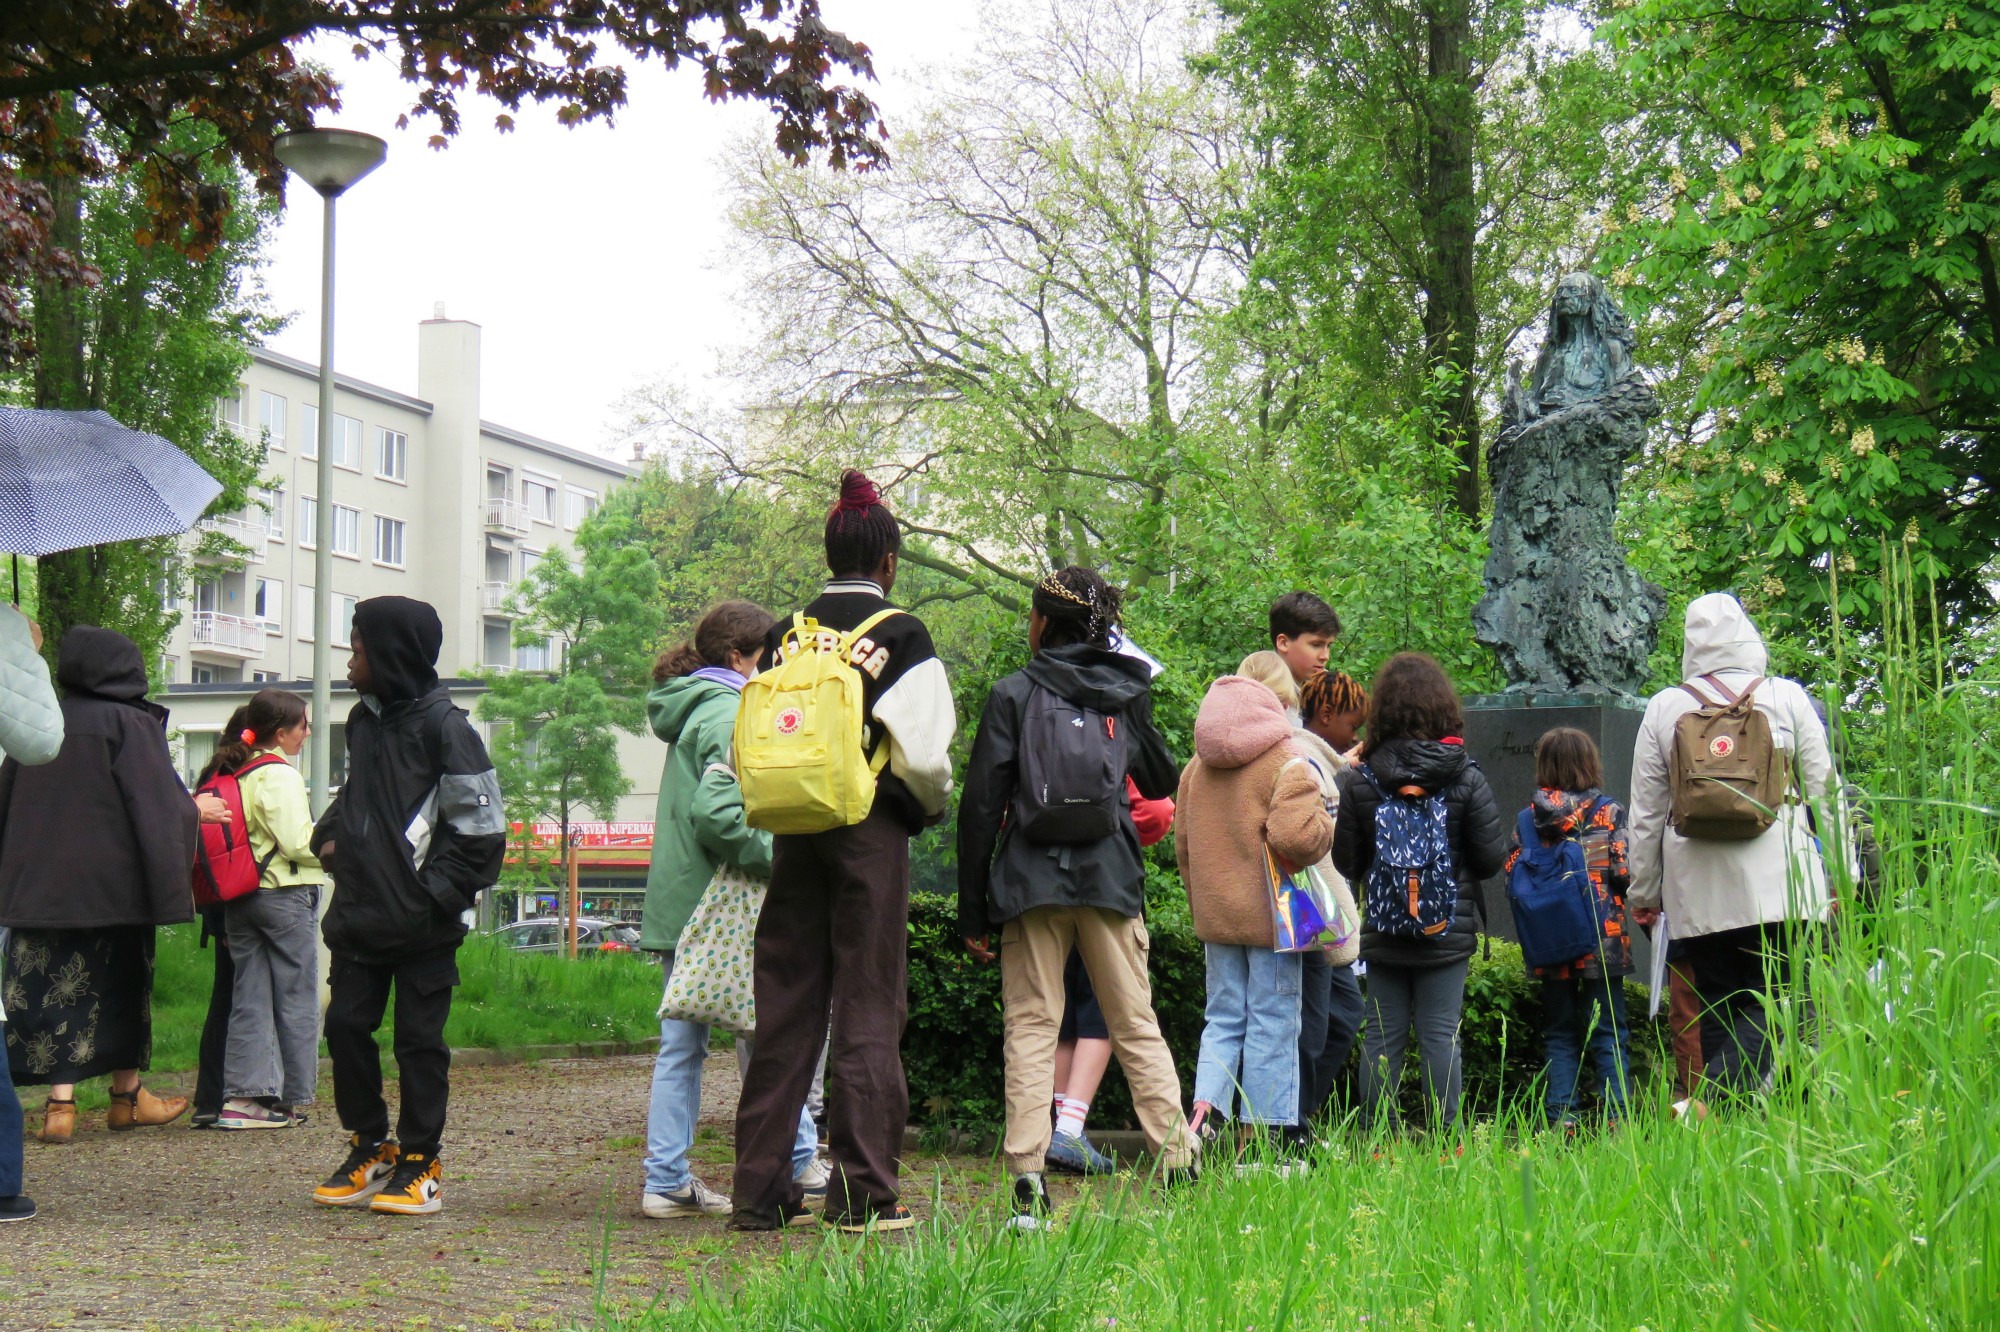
[0, 1022, 19, 1199]
[1193, 943, 1302, 1127]
[1541, 975, 1633, 1124]
[643, 953, 816, 1196]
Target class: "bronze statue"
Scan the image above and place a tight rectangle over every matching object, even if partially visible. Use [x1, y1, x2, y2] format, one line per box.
[1475, 272, 1664, 699]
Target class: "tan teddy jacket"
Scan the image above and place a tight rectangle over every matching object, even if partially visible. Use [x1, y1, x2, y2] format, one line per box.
[1175, 675, 1334, 947]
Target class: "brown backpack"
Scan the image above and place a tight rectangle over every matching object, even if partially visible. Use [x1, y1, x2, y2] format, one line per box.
[1667, 675, 1789, 841]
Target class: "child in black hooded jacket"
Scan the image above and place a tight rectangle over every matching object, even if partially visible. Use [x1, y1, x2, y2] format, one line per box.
[309, 596, 504, 1217]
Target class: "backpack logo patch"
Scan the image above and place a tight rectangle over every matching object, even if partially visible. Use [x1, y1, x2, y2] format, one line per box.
[1709, 735, 1735, 758]
[776, 707, 804, 736]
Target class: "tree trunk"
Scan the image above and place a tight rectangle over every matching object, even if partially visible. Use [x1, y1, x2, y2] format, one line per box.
[1423, 0, 1482, 521]
[30, 146, 105, 664]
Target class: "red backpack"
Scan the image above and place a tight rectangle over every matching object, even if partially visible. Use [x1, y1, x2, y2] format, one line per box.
[193, 754, 290, 910]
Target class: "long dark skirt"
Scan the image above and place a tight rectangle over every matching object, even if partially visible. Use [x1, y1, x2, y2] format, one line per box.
[3, 926, 156, 1086]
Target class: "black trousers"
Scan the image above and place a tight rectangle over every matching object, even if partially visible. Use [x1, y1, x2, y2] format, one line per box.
[1680, 923, 1801, 1098]
[733, 805, 909, 1224]
[324, 946, 460, 1156]
[194, 908, 235, 1119]
[1298, 952, 1367, 1122]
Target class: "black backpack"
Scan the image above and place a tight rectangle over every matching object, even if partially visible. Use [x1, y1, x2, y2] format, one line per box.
[1012, 683, 1126, 844]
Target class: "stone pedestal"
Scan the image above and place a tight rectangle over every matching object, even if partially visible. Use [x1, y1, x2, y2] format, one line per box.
[1462, 697, 1644, 964]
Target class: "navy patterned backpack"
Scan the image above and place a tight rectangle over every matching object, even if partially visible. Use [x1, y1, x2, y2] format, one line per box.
[1357, 764, 1457, 938]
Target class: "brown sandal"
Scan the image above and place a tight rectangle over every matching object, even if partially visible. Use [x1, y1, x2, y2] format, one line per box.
[107, 1085, 189, 1131]
[38, 1097, 75, 1144]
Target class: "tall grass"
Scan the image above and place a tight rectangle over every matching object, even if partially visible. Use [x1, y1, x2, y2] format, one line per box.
[618, 603, 1999, 1329]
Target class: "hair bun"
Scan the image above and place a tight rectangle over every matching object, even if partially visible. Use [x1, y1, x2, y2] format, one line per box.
[837, 469, 881, 512]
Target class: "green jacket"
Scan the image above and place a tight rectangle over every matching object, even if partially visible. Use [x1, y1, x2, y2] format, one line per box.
[639, 673, 773, 952]
[240, 754, 325, 889]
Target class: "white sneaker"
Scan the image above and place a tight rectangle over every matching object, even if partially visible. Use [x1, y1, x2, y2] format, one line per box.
[795, 1154, 832, 1201]
[642, 1177, 731, 1218]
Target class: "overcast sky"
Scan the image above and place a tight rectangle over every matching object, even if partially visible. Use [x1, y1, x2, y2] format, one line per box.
[260, 0, 978, 454]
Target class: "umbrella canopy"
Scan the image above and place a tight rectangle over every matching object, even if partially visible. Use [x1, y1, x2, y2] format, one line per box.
[0, 407, 224, 556]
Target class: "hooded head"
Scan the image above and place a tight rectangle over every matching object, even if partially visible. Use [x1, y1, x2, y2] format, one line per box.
[1681, 592, 1767, 680]
[56, 625, 150, 702]
[349, 596, 443, 704]
[1192, 674, 1294, 769]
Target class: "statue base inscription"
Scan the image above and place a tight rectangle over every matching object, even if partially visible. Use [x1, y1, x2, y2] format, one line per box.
[1463, 696, 1644, 967]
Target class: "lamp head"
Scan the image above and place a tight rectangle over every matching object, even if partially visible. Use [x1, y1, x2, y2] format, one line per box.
[274, 128, 387, 198]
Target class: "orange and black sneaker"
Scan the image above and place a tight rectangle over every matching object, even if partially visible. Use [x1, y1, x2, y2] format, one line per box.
[369, 1151, 444, 1216]
[314, 1135, 400, 1208]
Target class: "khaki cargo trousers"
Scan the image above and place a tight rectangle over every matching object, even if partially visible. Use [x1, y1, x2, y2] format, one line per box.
[1000, 905, 1197, 1175]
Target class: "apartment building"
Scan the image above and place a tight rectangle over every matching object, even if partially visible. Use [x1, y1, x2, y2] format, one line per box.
[165, 314, 663, 847]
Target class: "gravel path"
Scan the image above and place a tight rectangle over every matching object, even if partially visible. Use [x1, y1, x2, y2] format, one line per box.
[0, 1049, 846, 1331]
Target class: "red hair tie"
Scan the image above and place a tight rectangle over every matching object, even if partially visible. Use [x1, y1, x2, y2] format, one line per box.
[239, 728, 257, 744]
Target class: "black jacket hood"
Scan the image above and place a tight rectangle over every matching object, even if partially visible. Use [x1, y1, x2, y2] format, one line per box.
[1021, 643, 1153, 712]
[57, 625, 154, 706]
[1363, 736, 1470, 792]
[353, 596, 442, 705]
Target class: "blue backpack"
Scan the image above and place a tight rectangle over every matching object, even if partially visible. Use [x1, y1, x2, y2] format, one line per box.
[1505, 803, 1606, 969]
[1357, 764, 1458, 939]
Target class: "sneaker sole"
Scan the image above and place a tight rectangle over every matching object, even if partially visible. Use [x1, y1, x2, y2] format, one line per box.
[0, 1209, 37, 1223]
[836, 1213, 916, 1234]
[217, 1117, 292, 1130]
[314, 1179, 392, 1208]
[369, 1197, 443, 1216]
[642, 1204, 731, 1219]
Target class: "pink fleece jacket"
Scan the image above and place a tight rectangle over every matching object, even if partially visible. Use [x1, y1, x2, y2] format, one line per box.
[1174, 676, 1335, 946]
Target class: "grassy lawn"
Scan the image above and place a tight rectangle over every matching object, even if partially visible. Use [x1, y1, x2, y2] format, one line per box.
[130, 925, 665, 1096]
[606, 802, 1993, 1327]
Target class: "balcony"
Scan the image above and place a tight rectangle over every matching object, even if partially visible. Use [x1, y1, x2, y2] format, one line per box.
[484, 497, 531, 536]
[189, 611, 266, 659]
[195, 514, 267, 566]
[480, 581, 512, 614]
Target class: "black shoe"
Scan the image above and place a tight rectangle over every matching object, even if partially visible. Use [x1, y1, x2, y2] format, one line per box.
[1008, 1173, 1051, 1233]
[831, 1203, 916, 1233]
[0, 1195, 36, 1223]
[728, 1203, 816, 1231]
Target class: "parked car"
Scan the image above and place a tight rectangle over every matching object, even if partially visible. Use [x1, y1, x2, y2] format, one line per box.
[488, 916, 645, 958]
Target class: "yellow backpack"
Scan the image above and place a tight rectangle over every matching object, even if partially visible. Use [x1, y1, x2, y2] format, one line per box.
[736, 609, 902, 835]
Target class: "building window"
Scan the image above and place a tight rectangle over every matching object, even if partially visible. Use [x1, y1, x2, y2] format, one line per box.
[299, 495, 317, 548]
[332, 504, 360, 557]
[260, 485, 285, 539]
[335, 594, 358, 647]
[485, 465, 512, 499]
[252, 671, 282, 683]
[522, 478, 557, 524]
[374, 515, 406, 567]
[565, 487, 599, 530]
[215, 386, 244, 428]
[482, 622, 511, 668]
[515, 636, 553, 672]
[193, 664, 218, 685]
[376, 428, 408, 482]
[181, 729, 216, 784]
[301, 407, 362, 467]
[254, 578, 282, 632]
[520, 548, 542, 583]
[258, 391, 287, 449]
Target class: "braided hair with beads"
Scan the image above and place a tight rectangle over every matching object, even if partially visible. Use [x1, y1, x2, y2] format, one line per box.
[1032, 566, 1122, 651]
[1299, 669, 1367, 725]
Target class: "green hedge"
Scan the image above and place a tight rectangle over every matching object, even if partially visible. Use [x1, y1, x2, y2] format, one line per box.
[904, 884, 1668, 1131]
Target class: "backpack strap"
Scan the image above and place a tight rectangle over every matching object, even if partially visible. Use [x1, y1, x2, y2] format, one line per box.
[843, 608, 903, 646]
[1679, 680, 1719, 707]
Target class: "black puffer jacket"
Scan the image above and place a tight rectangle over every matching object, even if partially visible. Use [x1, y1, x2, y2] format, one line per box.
[1333, 737, 1506, 968]
[0, 627, 197, 930]
[314, 598, 505, 964]
[956, 644, 1177, 936]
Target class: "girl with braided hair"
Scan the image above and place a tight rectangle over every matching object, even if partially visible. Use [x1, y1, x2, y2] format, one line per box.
[959, 565, 1197, 1228]
[1291, 670, 1369, 1130]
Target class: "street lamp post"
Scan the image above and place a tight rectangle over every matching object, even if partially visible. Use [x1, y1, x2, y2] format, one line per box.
[273, 128, 386, 815]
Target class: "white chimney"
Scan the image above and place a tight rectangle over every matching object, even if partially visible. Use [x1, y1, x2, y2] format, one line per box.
[433, 301, 447, 320]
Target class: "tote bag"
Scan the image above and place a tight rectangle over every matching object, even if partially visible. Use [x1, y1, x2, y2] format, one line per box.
[658, 862, 766, 1036]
